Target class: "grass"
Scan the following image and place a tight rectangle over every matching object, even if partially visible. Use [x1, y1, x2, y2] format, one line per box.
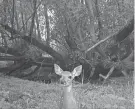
[0, 74, 134, 109]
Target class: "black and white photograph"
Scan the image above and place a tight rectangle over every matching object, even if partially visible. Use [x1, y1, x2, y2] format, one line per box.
[0, 0, 134, 108]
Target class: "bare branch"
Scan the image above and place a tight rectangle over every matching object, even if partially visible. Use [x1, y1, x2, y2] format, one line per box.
[85, 18, 134, 53]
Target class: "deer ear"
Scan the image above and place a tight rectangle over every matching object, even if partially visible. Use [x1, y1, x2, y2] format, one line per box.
[54, 64, 63, 75]
[72, 65, 82, 77]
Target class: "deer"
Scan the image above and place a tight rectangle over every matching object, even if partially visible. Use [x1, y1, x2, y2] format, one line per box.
[54, 64, 88, 109]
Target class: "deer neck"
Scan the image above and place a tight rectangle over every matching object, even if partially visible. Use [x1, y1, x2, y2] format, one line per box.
[63, 84, 75, 98]
[62, 84, 78, 109]
[64, 84, 73, 93]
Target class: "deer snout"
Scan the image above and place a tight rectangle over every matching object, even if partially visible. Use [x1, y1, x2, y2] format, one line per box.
[60, 78, 66, 85]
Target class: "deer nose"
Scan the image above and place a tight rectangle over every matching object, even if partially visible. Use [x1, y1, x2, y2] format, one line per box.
[60, 80, 65, 84]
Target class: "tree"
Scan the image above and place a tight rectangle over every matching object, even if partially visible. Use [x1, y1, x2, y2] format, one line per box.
[0, 0, 134, 82]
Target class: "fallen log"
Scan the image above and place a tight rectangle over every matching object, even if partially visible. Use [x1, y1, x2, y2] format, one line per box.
[0, 24, 65, 66]
[0, 56, 26, 61]
[85, 18, 134, 53]
[0, 46, 22, 56]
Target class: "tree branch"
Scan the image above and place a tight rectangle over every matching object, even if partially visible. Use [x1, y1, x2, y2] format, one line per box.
[85, 18, 134, 53]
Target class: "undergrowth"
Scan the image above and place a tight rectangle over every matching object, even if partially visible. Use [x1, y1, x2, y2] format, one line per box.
[0, 74, 133, 109]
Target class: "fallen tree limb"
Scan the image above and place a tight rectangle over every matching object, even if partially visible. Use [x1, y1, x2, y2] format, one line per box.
[85, 18, 134, 53]
[0, 56, 26, 61]
[0, 24, 65, 65]
[0, 46, 22, 56]
[20, 66, 40, 78]
[0, 62, 26, 74]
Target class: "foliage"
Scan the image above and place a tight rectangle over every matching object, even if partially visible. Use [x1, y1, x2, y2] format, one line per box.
[24, 45, 42, 60]
[0, 0, 134, 69]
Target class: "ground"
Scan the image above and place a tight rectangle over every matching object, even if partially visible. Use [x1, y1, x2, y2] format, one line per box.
[0, 73, 134, 109]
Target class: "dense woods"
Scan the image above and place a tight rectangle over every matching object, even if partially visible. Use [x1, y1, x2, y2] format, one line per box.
[0, 0, 134, 82]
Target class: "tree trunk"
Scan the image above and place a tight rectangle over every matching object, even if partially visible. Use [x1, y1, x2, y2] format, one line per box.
[1, 24, 65, 67]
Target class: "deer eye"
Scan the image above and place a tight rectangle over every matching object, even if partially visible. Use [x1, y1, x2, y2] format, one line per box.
[68, 76, 72, 79]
